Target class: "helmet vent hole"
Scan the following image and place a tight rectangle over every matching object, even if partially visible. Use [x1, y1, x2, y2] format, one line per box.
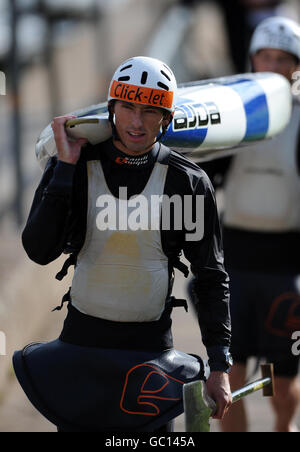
[163, 64, 173, 75]
[161, 70, 171, 81]
[120, 64, 132, 72]
[157, 82, 169, 91]
[141, 71, 148, 85]
[118, 76, 130, 81]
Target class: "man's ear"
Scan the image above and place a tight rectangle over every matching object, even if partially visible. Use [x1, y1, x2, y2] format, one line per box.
[161, 112, 173, 136]
[162, 112, 173, 128]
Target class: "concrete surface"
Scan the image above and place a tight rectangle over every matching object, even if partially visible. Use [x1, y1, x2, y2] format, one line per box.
[0, 0, 299, 434]
[0, 265, 299, 432]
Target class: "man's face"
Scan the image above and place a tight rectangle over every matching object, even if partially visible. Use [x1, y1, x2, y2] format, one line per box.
[112, 101, 171, 155]
[252, 48, 299, 82]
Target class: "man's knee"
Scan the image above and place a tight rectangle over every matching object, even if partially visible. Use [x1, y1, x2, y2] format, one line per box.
[273, 376, 300, 408]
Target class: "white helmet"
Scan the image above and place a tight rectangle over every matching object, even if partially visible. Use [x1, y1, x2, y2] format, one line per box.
[108, 56, 177, 112]
[250, 16, 300, 61]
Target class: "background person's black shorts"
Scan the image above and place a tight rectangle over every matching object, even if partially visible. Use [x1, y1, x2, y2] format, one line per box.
[228, 269, 300, 378]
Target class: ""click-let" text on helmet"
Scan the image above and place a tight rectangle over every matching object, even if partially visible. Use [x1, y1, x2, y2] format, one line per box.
[108, 56, 178, 112]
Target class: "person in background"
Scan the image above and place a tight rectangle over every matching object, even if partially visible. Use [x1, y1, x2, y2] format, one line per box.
[180, 0, 289, 72]
[191, 16, 300, 432]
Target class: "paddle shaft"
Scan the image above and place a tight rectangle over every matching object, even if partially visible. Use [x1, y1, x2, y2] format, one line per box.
[232, 377, 272, 404]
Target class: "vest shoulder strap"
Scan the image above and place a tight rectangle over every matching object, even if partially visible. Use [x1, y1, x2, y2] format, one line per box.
[157, 144, 171, 165]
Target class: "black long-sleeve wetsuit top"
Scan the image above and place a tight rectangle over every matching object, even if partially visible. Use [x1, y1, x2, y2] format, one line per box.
[22, 139, 231, 372]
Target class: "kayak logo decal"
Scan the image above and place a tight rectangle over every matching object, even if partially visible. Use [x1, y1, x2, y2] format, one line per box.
[163, 101, 221, 147]
[110, 80, 174, 110]
[120, 363, 185, 416]
[173, 102, 221, 132]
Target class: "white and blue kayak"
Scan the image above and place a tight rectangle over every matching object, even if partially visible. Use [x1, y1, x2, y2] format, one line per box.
[36, 72, 292, 169]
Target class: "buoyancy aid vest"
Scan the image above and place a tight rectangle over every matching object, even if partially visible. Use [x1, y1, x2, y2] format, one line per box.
[223, 100, 300, 232]
[70, 154, 170, 322]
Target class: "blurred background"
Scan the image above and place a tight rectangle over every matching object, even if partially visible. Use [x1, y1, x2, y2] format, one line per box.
[0, 0, 299, 432]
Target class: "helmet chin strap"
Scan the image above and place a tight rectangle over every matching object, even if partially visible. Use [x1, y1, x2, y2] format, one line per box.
[108, 103, 173, 152]
[152, 117, 173, 146]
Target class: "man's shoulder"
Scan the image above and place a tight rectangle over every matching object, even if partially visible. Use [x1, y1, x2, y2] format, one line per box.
[160, 145, 212, 193]
[169, 149, 202, 171]
[167, 147, 210, 180]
